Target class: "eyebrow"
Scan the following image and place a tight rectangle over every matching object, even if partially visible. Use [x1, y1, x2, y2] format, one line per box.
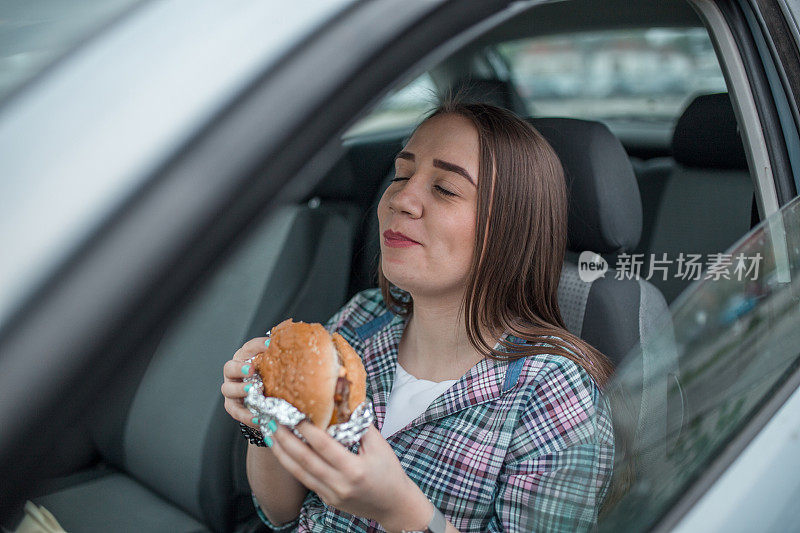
[395, 150, 476, 186]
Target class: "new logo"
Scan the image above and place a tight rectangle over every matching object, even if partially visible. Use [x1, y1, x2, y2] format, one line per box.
[578, 251, 608, 282]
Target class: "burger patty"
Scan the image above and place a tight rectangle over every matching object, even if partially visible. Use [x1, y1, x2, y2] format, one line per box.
[333, 376, 350, 423]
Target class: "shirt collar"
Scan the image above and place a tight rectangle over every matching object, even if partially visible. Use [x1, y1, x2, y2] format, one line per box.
[357, 312, 521, 435]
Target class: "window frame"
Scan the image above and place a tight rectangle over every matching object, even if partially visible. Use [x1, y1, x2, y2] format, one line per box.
[651, 0, 800, 529]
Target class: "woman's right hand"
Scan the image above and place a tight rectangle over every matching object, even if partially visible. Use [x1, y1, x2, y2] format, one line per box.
[221, 336, 270, 427]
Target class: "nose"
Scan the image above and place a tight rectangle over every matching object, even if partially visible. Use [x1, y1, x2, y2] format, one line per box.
[387, 176, 423, 218]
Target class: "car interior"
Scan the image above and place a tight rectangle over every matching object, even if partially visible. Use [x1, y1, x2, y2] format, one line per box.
[8, 0, 769, 531]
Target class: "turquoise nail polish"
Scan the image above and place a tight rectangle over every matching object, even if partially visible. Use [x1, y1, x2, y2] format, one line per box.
[268, 420, 277, 432]
[244, 384, 252, 393]
[264, 339, 270, 347]
[241, 364, 250, 375]
[264, 436, 273, 447]
[251, 417, 259, 425]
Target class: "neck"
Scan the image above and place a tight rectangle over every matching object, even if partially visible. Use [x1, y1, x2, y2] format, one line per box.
[398, 290, 494, 380]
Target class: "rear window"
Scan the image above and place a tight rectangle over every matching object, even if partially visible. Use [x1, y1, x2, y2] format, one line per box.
[344, 72, 437, 137]
[496, 28, 726, 123]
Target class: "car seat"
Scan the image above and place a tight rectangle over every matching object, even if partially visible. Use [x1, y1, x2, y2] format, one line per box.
[634, 92, 754, 304]
[530, 118, 681, 490]
[354, 116, 681, 490]
[27, 202, 356, 532]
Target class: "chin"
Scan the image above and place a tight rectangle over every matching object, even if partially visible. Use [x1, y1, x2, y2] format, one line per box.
[380, 259, 425, 293]
[380, 260, 464, 299]
[380, 263, 413, 293]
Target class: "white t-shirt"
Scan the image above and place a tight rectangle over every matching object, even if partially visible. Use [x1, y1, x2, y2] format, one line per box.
[380, 361, 458, 439]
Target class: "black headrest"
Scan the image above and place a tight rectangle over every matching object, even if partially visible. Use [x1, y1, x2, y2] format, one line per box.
[529, 118, 642, 254]
[672, 93, 748, 170]
[449, 77, 528, 116]
[311, 157, 357, 202]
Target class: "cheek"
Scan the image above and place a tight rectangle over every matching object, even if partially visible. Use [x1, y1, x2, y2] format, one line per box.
[440, 212, 476, 260]
[459, 224, 477, 262]
[376, 194, 389, 225]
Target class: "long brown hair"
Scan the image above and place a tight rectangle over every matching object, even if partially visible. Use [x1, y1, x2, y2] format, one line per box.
[378, 100, 613, 386]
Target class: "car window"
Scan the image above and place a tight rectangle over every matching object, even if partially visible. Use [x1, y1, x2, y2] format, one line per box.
[0, 0, 355, 330]
[0, 0, 147, 105]
[344, 72, 437, 137]
[599, 195, 800, 530]
[495, 28, 727, 125]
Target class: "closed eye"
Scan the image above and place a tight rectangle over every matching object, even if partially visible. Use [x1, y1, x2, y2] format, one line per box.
[435, 185, 457, 197]
[390, 177, 457, 198]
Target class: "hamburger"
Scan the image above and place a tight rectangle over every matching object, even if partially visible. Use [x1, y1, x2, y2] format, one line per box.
[254, 319, 367, 429]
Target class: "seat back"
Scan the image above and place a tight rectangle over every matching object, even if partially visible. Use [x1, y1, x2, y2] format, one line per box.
[531, 118, 680, 483]
[357, 114, 680, 487]
[635, 93, 753, 303]
[87, 203, 355, 531]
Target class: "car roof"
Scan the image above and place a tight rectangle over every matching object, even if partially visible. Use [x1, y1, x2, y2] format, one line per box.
[473, 0, 702, 46]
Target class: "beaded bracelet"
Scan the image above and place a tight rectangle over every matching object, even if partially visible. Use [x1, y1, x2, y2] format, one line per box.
[239, 422, 267, 447]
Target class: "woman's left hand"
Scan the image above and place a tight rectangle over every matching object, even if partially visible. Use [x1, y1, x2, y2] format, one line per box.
[270, 421, 434, 532]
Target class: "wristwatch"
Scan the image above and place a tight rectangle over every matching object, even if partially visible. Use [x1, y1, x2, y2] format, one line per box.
[401, 504, 446, 533]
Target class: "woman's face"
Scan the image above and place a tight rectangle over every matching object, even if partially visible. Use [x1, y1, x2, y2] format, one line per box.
[377, 113, 480, 299]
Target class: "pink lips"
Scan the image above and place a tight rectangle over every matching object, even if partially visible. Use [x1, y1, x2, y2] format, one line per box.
[383, 229, 421, 248]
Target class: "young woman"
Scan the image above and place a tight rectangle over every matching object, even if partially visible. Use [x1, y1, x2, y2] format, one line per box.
[221, 101, 614, 532]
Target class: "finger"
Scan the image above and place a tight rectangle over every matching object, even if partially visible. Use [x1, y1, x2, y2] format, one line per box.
[272, 426, 333, 503]
[358, 424, 382, 451]
[294, 421, 355, 468]
[223, 398, 257, 426]
[271, 435, 339, 505]
[273, 425, 342, 489]
[357, 424, 385, 456]
[232, 337, 272, 362]
[223, 359, 256, 380]
[220, 380, 257, 399]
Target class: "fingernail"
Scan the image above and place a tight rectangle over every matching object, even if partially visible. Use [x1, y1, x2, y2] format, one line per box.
[241, 364, 250, 375]
[244, 384, 252, 393]
[264, 338, 270, 347]
[251, 417, 259, 425]
[268, 419, 277, 432]
[264, 436, 273, 447]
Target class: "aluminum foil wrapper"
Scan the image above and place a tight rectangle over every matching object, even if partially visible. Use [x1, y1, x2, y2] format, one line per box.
[242, 356, 374, 448]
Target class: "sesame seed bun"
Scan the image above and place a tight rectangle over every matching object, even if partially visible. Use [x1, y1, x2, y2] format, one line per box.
[254, 319, 366, 429]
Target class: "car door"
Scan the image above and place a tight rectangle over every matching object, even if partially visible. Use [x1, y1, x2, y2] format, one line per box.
[0, 0, 520, 520]
[598, 0, 800, 530]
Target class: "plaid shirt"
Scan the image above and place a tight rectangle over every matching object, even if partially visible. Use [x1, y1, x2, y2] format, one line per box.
[255, 288, 614, 532]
